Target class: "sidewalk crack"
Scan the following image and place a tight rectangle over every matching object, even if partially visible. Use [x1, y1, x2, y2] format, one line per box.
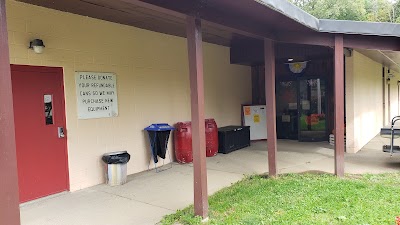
[94, 189, 175, 211]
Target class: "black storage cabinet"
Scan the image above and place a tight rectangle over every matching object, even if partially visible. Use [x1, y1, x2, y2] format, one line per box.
[218, 126, 250, 154]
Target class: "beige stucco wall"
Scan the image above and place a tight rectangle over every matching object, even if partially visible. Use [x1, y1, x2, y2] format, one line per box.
[345, 51, 399, 153]
[384, 67, 389, 126]
[345, 51, 382, 153]
[6, 0, 252, 191]
[387, 67, 400, 125]
[380, 66, 400, 127]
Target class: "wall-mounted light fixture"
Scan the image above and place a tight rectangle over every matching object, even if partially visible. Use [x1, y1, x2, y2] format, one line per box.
[386, 78, 391, 84]
[344, 48, 353, 57]
[388, 68, 394, 78]
[29, 39, 45, 54]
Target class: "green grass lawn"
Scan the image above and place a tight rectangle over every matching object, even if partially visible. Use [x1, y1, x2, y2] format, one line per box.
[160, 173, 400, 225]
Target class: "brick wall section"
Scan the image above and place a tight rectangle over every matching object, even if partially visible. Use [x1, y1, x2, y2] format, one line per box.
[345, 51, 399, 153]
[6, 0, 252, 191]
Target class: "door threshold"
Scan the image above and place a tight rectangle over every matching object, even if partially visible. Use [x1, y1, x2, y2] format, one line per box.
[20, 191, 68, 207]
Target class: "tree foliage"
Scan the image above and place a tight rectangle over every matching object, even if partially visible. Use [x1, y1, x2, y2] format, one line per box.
[289, 0, 400, 23]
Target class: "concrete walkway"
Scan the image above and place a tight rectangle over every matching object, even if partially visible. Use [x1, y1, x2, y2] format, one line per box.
[20, 137, 400, 225]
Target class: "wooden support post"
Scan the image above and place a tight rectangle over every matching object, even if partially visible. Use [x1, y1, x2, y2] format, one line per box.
[264, 39, 277, 177]
[186, 16, 208, 219]
[0, 0, 21, 224]
[334, 34, 345, 177]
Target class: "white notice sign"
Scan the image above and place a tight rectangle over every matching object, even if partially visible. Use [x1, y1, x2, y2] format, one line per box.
[75, 72, 118, 119]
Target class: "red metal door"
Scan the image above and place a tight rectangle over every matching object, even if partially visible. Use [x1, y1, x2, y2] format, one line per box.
[11, 65, 69, 203]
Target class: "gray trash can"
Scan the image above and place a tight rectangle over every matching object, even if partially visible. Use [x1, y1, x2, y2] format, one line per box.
[102, 151, 131, 186]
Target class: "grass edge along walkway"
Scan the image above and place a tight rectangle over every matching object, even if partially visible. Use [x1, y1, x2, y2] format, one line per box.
[160, 172, 400, 225]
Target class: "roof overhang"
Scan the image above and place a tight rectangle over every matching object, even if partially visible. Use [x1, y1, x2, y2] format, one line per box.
[14, 0, 400, 70]
[357, 49, 400, 73]
[253, 0, 319, 30]
[320, 19, 400, 38]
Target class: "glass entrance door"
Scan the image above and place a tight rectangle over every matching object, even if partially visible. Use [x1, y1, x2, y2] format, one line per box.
[276, 80, 298, 140]
[298, 78, 327, 141]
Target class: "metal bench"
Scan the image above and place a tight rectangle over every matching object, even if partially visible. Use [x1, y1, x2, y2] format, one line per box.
[380, 116, 400, 155]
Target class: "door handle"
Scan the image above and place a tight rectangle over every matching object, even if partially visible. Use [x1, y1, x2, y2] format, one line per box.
[58, 127, 65, 138]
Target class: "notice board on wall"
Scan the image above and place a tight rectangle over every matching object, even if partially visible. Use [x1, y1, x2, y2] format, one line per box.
[75, 72, 118, 119]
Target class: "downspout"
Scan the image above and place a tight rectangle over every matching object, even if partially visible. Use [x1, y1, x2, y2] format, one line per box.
[383, 67, 386, 126]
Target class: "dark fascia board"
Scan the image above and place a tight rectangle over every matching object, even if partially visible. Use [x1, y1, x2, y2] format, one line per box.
[319, 19, 400, 37]
[255, 0, 319, 31]
[255, 0, 400, 38]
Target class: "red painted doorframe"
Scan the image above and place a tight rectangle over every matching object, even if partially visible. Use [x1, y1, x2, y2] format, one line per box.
[11, 64, 70, 202]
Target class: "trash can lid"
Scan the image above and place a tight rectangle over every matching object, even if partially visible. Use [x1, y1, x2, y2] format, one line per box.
[103, 151, 127, 156]
[144, 123, 175, 131]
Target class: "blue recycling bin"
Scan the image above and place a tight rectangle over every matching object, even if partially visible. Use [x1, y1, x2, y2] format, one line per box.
[144, 124, 175, 164]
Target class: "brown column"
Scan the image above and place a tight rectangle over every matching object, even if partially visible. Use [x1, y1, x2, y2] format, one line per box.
[264, 39, 277, 177]
[0, 0, 21, 224]
[186, 16, 208, 218]
[334, 34, 345, 177]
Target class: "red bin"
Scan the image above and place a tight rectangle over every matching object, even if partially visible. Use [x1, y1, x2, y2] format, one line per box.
[174, 122, 193, 163]
[205, 119, 218, 157]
